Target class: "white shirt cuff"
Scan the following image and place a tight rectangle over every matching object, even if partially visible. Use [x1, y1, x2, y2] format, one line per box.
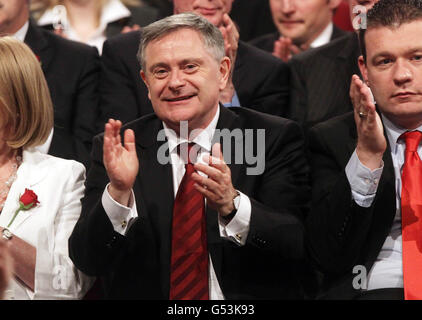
[218, 191, 251, 246]
[345, 150, 384, 208]
[101, 183, 138, 235]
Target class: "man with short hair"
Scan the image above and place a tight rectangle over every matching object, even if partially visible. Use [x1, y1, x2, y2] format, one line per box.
[69, 13, 310, 300]
[0, 0, 99, 167]
[288, 0, 378, 131]
[307, 0, 422, 299]
[97, 0, 289, 132]
[250, 0, 345, 62]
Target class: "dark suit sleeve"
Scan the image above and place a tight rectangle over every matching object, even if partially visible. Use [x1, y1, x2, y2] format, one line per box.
[73, 46, 101, 151]
[47, 45, 100, 169]
[97, 39, 141, 131]
[246, 120, 310, 261]
[248, 59, 290, 117]
[287, 57, 308, 125]
[305, 124, 375, 276]
[233, 42, 289, 117]
[69, 134, 129, 277]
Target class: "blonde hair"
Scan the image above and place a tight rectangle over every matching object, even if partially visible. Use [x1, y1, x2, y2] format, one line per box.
[0, 37, 53, 149]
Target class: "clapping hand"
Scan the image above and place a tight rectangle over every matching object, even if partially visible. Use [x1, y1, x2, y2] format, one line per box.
[192, 143, 238, 217]
[219, 14, 239, 104]
[103, 119, 139, 206]
[350, 75, 386, 170]
[272, 37, 308, 62]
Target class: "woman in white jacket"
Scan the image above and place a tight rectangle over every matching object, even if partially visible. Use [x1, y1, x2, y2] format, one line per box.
[0, 37, 94, 299]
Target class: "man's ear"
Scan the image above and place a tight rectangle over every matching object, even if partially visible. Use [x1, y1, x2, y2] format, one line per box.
[219, 56, 231, 90]
[358, 55, 369, 84]
[140, 70, 152, 100]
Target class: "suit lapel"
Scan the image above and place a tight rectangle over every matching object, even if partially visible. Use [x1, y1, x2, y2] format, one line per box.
[0, 150, 48, 232]
[24, 21, 53, 74]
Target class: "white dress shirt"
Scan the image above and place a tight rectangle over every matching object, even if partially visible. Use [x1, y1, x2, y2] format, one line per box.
[37, 0, 131, 54]
[310, 22, 334, 49]
[101, 106, 252, 299]
[345, 114, 422, 290]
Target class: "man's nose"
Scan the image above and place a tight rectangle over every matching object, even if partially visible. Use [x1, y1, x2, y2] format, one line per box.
[393, 60, 413, 86]
[281, 0, 295, 14]
[168, 70, 185, 90]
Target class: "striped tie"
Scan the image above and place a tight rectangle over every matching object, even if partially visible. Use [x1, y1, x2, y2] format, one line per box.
[169, 143, 209, 300]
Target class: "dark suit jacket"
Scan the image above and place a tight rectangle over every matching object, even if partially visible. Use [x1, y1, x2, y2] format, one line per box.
[249, 26, 347, 54]
[230, 0, 277, 42]
[288, 32, 361, 131]
[69, 106, 311, 299]
[97, 31, 290, 131]
[24, 22, 100, 168]
[306, 112, 397, 299]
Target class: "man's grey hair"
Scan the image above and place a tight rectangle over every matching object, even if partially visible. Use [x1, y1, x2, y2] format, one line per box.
[137, 13, 226, 71]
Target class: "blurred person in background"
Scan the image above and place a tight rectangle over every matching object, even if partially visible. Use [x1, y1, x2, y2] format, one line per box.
[250, 0, 345, 62]
[31, 0, 159, 53]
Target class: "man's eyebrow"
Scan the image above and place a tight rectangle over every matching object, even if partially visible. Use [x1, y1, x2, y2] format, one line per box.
[179, 58, 204, 65]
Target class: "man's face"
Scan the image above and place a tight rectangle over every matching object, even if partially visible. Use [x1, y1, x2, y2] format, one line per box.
[141, 28, 230, 133]
[269, 0, 340, 46]
[173, 0, 234, 26]
[0, 0, 29, 35]
[359, 20, 422, 129]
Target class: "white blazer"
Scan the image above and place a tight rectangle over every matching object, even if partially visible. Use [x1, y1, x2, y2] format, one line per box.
[0, 149, 94, 299]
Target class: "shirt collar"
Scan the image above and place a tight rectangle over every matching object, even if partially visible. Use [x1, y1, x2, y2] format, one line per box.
[310, 22, 333, 49]
[13, 21, 29, 42]
[37, 0, 131, 28]
[163, 106, 220, 155]
[382, 113, 422, 153]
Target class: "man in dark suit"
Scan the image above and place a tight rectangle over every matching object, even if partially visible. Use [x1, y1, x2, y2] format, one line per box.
[97, 0, 289, 131]
[288, 0, 378, 131]
[250, 0, 345, 62]
[69, 13, 310, 299]
[0, 0, 99, 168]
[307, 0, 422, 299]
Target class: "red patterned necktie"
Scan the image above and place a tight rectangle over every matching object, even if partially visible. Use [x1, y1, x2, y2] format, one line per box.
[401, 131, 422, 300]
[169, 143, 209, 300]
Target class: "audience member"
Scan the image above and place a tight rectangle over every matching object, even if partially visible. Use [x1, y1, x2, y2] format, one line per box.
[69, 13, 310, 299]
[288, 0, 377, 130]
[250, 0, 345, 62]
[97, 0, 289, 130]
[307, 0, 422, 299]
[31, 0, 159, 54]
[0, 0, 100, 168]
[0, 37, 94, 299]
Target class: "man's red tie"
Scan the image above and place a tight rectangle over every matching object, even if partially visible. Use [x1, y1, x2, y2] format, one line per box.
[401, 131, 422, 300]
[169, 143, 209, 300]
